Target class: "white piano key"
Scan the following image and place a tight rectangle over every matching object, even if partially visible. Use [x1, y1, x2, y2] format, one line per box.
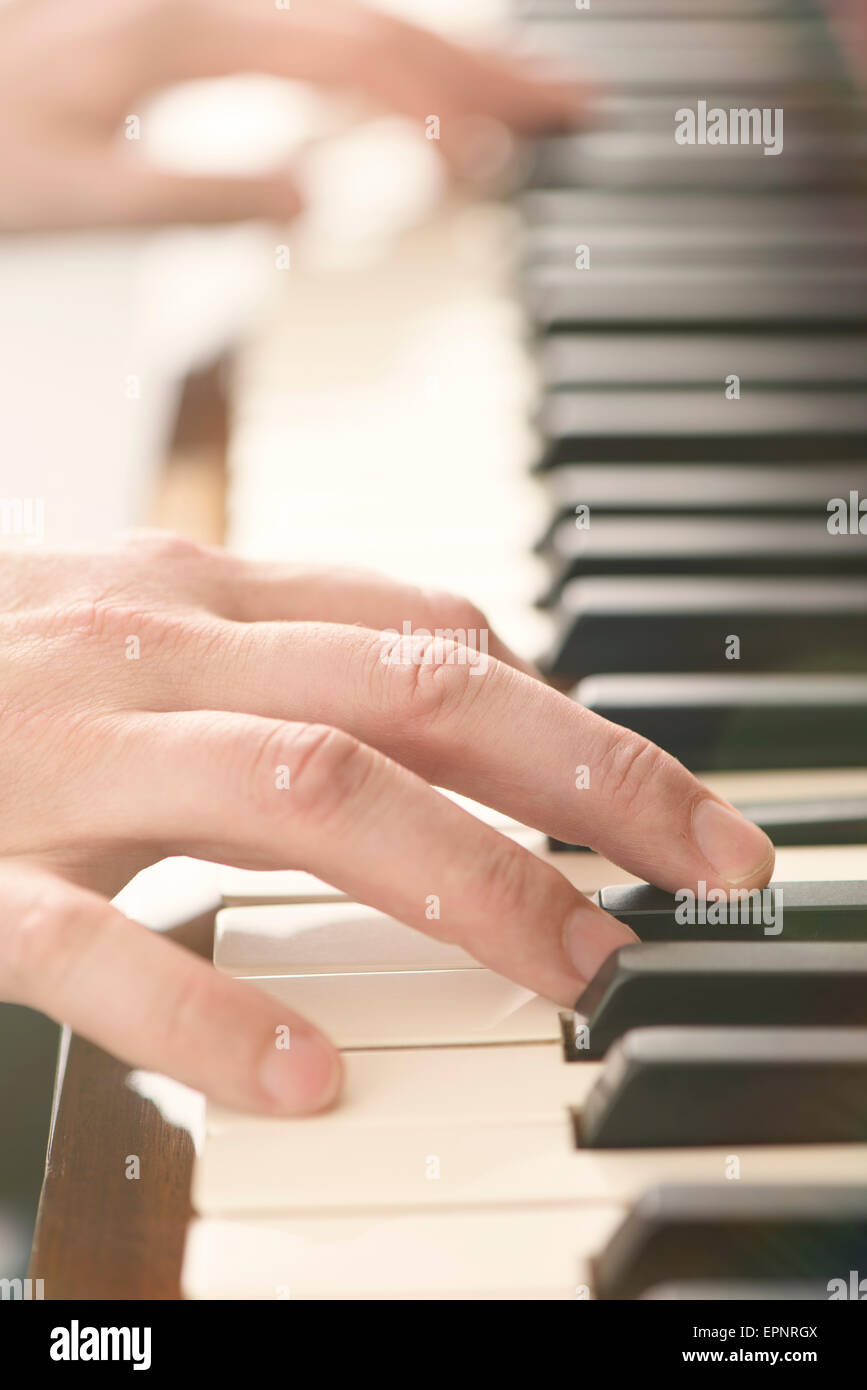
[437, 788, 536, 831]
[218, 867, 349, 907]
[771, 844, 867, 882]
[207, 1041, 579, 1130]
[215, 902, 480, 976]
[250, 968, 561, 1048]
[195, 1088, 867, 1216]
[704, 768, 867, 804]
[182, 1202, 623, 1300]
[545, 852, 641, 893]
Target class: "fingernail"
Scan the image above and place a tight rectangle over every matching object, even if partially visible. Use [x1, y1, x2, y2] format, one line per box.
[563, 908, 638, 984]
[259, 1030, 342, 1115]
[692, 798, 774, 886]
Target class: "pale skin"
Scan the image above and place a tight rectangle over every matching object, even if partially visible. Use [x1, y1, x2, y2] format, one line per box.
[0, 0, 585, 232]
[0, 2, 775, 1113]
[0, 534, 774, 1113]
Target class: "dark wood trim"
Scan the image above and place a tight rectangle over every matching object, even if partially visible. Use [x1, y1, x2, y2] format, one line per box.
[29, 908, 216, 1300]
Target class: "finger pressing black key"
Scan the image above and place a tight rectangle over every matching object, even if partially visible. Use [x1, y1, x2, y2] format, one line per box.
[597, 879, 867, 939]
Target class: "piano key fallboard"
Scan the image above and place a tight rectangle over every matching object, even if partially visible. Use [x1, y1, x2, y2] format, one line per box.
[182, 0, 867, 1299]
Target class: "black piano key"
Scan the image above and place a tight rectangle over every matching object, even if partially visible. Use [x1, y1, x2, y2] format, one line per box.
[536, 337, 867, 391]
[733, 800, 867, 846]
[598, 880, 867, 939]
[540, 519, 867, 605]
[519, 190, 867, 233]
[515, 19, 843, 91]
[526, 274, 867, 335]
[526, 231, 867, 274]
[640, 1280, 831, 1299]
[575, 673, 867, 770]
[514, 0, 816, 18]
[592, 1183, 867, 1301]
[539, 464, 866, 526]
[575, 1026, 867, 1145]
[524, 129, 864, 193]
[537, 392, 867, 466]
[567, 943, 867, 1059]
[552, 794, 867, 848]
[545, 576, 867, 677]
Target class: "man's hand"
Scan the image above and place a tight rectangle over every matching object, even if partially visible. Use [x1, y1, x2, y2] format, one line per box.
[0, 0, 582, 232]
[0, 533, 774, 1114]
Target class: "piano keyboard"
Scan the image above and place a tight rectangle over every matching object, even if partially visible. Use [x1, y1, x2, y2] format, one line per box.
[182, 0, 867, 1299]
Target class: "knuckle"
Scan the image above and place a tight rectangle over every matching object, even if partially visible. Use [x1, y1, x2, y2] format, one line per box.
[57, 596, 198, 663]
[407, 652, 475, 729]
[246, 722, 375, 826]
[598, 727, 673, 817]
[376, 630, 482, 733]
[118, 527, 212, 570]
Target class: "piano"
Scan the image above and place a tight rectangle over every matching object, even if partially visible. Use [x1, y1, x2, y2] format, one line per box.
[175, 0, 867, 1299]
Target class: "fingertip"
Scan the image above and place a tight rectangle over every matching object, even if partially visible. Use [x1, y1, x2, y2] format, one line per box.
[691, 797, 776, 890]
[257, 1028, 343, 1116]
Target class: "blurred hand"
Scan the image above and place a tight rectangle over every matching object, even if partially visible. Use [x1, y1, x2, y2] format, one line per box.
[0, 0, 582, 231]
[0, 533, 774, 1113]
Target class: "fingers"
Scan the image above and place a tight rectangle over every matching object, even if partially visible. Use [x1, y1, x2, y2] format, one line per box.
[97, 711, 636, 1001]
[216, 559, 538, 677]
[142, 1, 584, 135]
[0, 863, 341, 1115]
[161, 620, 774, 897]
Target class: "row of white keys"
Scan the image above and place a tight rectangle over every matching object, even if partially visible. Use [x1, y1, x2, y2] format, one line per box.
[183, 1202, 625, 1300]
[215, 902, 481, 976]
[193, 1035, 867, 1216]
[246, 969, 560, 1047]
[190, 783, 867, 1297]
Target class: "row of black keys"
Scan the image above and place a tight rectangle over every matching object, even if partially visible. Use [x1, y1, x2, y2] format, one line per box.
[514, 58, 867, 685]
[514, 0, 867, 1303]
[565, 880, 867, 1148]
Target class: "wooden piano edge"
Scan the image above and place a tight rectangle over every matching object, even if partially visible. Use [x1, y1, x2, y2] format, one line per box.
[28, 906, 217, 1301]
